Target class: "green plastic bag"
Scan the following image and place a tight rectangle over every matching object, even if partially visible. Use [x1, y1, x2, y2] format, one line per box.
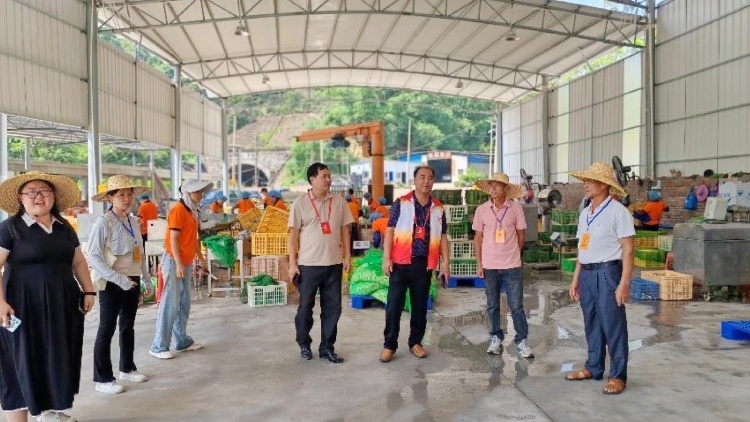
[202, 235, 237, 267]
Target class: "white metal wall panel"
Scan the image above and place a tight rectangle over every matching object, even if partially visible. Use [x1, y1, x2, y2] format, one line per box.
[570, 77, 593, 112]
[180, 89, 204, 155]
[202, 101, 223, 159]
[98, 44, 136, 139]
[136, 62, 174, 147]
[655, 0, 750, 176]
[0, 0, 87, 127]
[592, 98, 623, 138]
[655, 79, 686, 122]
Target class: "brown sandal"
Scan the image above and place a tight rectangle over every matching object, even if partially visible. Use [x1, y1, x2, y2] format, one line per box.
[603, 378, 626, 394]
[565, 369, 594, 381]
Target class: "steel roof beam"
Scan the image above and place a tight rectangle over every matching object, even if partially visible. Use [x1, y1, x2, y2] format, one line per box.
[100, 0, 645, 48]
[192, 50, 547, 91]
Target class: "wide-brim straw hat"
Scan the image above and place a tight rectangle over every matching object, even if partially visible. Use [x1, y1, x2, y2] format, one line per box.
[474, 172, 524, 199]
[0, 171, 80, 214]
[92, 175, 149, 202]
[569, 162, 627, 197]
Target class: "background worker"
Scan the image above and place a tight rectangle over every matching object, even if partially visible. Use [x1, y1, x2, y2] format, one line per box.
[636, 190, 669, 231]
[374, 197, 390, 219]
[137, 193, 158, 244]
[209, 194, 226, 214]
[269, 190, 288, 211]
[233, 191, 256, 214]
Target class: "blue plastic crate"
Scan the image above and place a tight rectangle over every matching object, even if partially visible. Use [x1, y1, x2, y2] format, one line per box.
[721, 320, 750, 341]
[447, 277, 485, 288]
[351, 295, 432, 310]
[630, 278, 659, 300]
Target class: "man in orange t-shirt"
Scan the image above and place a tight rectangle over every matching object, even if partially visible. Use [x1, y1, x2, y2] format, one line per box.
[137, 193, 159, 244]
[149, 179, 211, 360]
[374, 197, 390, 219]
[641, 190, 669, 230]
[371, 214, 388, 248]
[261, 187, 272, 209]
[233, 191, 256, 214]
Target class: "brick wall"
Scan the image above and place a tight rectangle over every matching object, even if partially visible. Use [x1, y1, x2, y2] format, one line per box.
[544, 176, 750, 226]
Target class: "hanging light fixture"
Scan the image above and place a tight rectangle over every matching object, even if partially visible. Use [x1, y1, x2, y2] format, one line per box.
[504, 3, 520, 42]
[455, 79, 464, 89]
[234, 0, 249, 36]
[262, 74, 270, 84]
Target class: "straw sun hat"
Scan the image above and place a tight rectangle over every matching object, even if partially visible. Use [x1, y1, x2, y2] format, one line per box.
[92, 175, 148, 202]
[474, 172, 524, 199]
[569, 162, 627, 197]
[0, 171, 81, 214]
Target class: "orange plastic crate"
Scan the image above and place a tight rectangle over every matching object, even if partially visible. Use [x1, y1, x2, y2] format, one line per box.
[256, 207, 289, 234]
[251, 233, 289, 255]
[237, 208, 262, 232]
[640, 270, 693, 300]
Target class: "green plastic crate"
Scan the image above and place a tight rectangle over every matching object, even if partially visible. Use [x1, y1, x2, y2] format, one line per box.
[539, 232, 552, 243]
[550, 210, 579, 225]
[523, 250, 539, 263]
[432, 190, 463, 205]
[465, 190, 490, 205]
[561, 257, 577, 273]
[551, 222, 578, 236]
[635, 230, 668, 238]
[536, 250, 551, 262]
[635, 248, 666, 262]
[447, 222, 470, 240]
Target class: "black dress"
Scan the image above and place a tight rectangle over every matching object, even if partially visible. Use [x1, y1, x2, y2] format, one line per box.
[0, 216, 84, 416]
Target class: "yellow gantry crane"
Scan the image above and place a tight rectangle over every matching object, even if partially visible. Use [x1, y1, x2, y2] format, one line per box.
[295, 121, 386, 199]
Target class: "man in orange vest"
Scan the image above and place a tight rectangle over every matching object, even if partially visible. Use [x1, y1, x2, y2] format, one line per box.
[269, 190, 288, 211]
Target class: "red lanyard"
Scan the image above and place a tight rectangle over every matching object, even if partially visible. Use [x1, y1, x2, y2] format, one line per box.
[308, 192, 333, 222]
[413, 197, 432, 228]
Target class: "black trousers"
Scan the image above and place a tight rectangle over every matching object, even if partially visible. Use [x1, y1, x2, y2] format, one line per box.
[295, 264, 343, 354]
[93, 277, 141, 382]
[384, 257, 432, 352]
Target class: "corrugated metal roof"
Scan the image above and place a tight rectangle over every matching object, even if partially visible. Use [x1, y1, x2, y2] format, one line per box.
[98, 0, 646, 102]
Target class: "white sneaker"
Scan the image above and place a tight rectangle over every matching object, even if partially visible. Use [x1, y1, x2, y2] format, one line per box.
[36, 411, 78, 422]
[176, 342, 203, 352]
[516, 339, 534, 358]
[95, 381, 124, 394]
[149, 349, 175, 360]
[119, 370, 148, 383]
[486, 335, 503, 355]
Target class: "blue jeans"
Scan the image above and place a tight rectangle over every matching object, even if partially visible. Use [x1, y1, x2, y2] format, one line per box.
[579, 263, 628, 381]
[483, 267, 528, 343]
[150, 254, 195, 353]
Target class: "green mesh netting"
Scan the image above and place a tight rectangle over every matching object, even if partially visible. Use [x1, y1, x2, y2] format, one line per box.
[202, 235, 237, 267]
[350, 249, 439, 314]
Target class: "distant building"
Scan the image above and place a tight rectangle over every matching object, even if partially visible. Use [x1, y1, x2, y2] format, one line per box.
[350, 152, 491, 187]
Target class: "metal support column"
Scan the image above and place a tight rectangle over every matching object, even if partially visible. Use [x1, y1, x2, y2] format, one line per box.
[646, 0, 657, 176]
[495, 106, 503, 173]
[86, 0, 102, 215]
[221, 100, 229, 196]
[542, 77, 551, 185]
[171, 65, 182, 197]
[1, 113, 8, 220]
[24, 138, 31, 171]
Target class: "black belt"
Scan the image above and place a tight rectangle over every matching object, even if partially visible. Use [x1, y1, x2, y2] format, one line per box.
[580, 260, 622, 270]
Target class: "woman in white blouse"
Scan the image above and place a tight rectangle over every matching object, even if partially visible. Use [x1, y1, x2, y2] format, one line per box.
[87, 175, 153, 395]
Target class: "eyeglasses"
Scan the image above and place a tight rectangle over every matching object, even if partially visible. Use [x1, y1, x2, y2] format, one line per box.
[20, 189, 54, 199]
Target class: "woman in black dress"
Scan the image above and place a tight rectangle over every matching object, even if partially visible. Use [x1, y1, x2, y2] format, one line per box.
[0, 172, 96, 422]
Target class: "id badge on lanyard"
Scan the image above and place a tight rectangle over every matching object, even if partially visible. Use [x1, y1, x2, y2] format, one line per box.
[321, 221, 332, 235]
[415, 226, 426, 240]
[133, 245, 142, 263]
[309, 192, 333, 235]
[495, 228, 506, 244]
[579, 233, 591, 250]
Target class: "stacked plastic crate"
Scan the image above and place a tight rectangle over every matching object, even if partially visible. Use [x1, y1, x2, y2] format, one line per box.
[464, 189, 489, 222]
[633, 230, 669, 268]
[550, 210, 579, 264]
[247, 207, 291, 304]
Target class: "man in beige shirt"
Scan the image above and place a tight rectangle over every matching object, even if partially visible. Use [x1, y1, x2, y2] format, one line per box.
[288, 163, 354, 363]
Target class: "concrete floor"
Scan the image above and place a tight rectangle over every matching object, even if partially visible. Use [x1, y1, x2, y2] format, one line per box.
[54, 270, 749, 422]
